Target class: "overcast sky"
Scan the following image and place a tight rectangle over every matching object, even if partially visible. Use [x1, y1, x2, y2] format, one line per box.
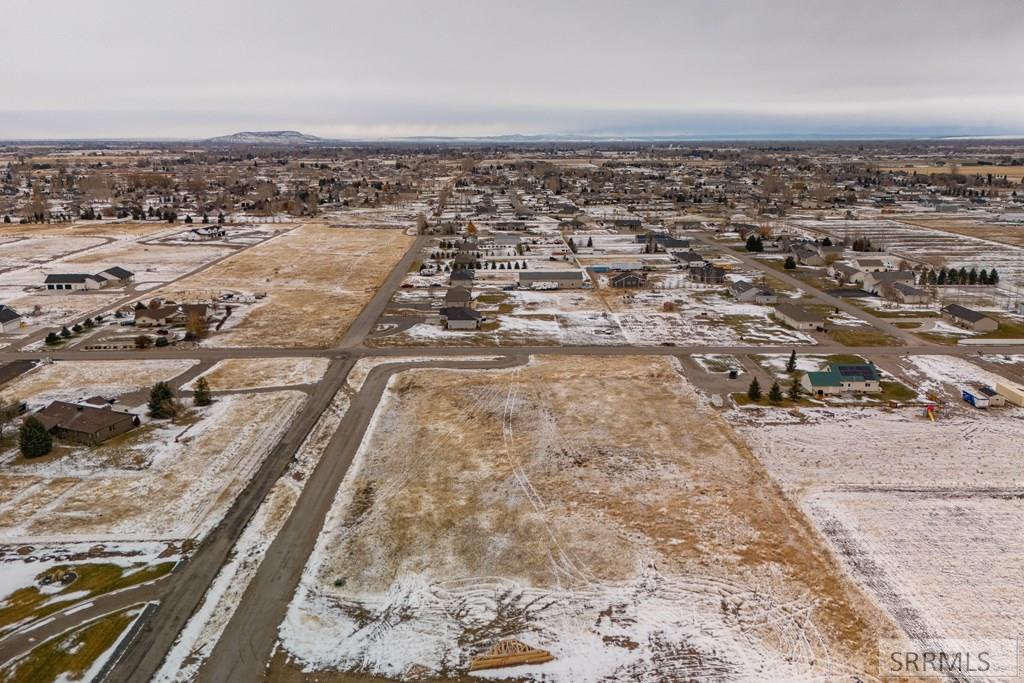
[3, 0, 1024, 139]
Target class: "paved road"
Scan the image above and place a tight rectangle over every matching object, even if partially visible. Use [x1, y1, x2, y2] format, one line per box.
[4, 342, 1024, 368]
[688, 232, 927, 346]
[103, 357, 354, 683]
[103, 231, 427, 682]
[2, 225, 1018, 682]
[337, 234, 428, 349]
[196, 354, 528, 683]
[0, 577, 169, 665]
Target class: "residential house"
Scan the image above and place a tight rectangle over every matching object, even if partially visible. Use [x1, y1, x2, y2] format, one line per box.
[0, 305, 22, 333]
[941, 304, 998, 332]
[730, 280, 777, 304]
[892, 282, 929, 305]
[96, 267, 135, 287]
[773, 303, 825, 330]
[669, 250, 707, 268]
[135, 305, 179, 327]
[518, 271, 586, 289]
[185, 226, 226, 240]
[801, 363, 882, 397]
[862, 270, 915, 296]
[689, 265, 726, 285]
[610, 271, 648, 289]
[449, 269, 475, 285]
[45, 266, 134, 291]
[854, 258, 888, 273]
[791, 244, 824, 266]
[32, 400, 140, 445]
[829, 263, 866, 286]
[44, 273, 103, 291]
[444, 285, 473, 308]
[440, 307, 482, 330]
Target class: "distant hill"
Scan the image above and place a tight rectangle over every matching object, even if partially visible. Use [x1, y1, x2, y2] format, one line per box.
[204, 130, 325, 145]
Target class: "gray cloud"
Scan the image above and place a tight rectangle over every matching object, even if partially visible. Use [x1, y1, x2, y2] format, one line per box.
[3, 0, 1023, 139]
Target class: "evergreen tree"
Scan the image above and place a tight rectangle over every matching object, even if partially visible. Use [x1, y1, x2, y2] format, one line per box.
[745, 235, 758, 252]
[193, 377, 212, 406]
[968, 267, 978, 285]
[148, 381, 176, 418]
[587, 236, 593, 248]
[19, 417, 52, 458]
[747, 378, 762, 402]
[788, 372, 803, 400]
[768, 381, 783, 403]
[44, 332, 60, 346]
[786, 349, 797, 373]
[979, 268, 989, 284]
[821, 236, 832, 246]
[783, 255, 797, 270]
[59, 326, 71, 338]
[989, 268, 999, 285]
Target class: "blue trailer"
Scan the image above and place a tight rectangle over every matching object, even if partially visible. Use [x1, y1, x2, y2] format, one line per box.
[961, 388, 990, 409]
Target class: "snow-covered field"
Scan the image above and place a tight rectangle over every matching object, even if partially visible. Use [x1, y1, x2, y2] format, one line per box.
[899, 354, 1009, 398]
[804, 490, 1024, 649]
[739, 401, 1024, 676]
[611, 290, 815, 346]
[0, 389, 305, 541]
[277, 356, 895, 681]
[0, 359, 196, 410]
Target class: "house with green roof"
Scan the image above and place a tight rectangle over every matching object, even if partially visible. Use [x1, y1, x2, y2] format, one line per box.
[801, 362, 881, 397]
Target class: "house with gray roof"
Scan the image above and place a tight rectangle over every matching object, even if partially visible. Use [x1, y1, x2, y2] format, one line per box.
[941, 304, 998, 332]
[773, 303, 825, 330]
[0, 305, 22, 333]
[518, 271, 586, 289]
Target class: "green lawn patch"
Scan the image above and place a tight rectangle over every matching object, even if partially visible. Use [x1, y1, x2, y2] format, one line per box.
[0, 607, 139, 683]
[880, 381, 918, 403]
[0, 562, 173, 635]
[827, 326, 903, 347]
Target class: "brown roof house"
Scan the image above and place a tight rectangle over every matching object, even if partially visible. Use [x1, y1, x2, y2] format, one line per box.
[32, 401, 140, 446]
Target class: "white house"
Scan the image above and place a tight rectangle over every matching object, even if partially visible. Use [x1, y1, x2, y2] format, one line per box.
[44, 274, 104, 291]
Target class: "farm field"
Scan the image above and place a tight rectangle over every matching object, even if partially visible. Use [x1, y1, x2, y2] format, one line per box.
[276, 356, 897, 681]
[738, 371, 1024, 675]
[151, 224, 413, 347]
[787, 218, 1024, 293]
[900, 217, 1024, 248]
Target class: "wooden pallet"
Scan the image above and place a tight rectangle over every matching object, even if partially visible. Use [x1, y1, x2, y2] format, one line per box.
[468, 639, 555, 672]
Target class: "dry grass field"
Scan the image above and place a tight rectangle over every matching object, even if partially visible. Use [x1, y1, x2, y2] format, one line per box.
[0, 221, 176, 239]
[187, 358, 330, 391]
[152, 224, 412, 347]
[279, 356, 899, 681]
